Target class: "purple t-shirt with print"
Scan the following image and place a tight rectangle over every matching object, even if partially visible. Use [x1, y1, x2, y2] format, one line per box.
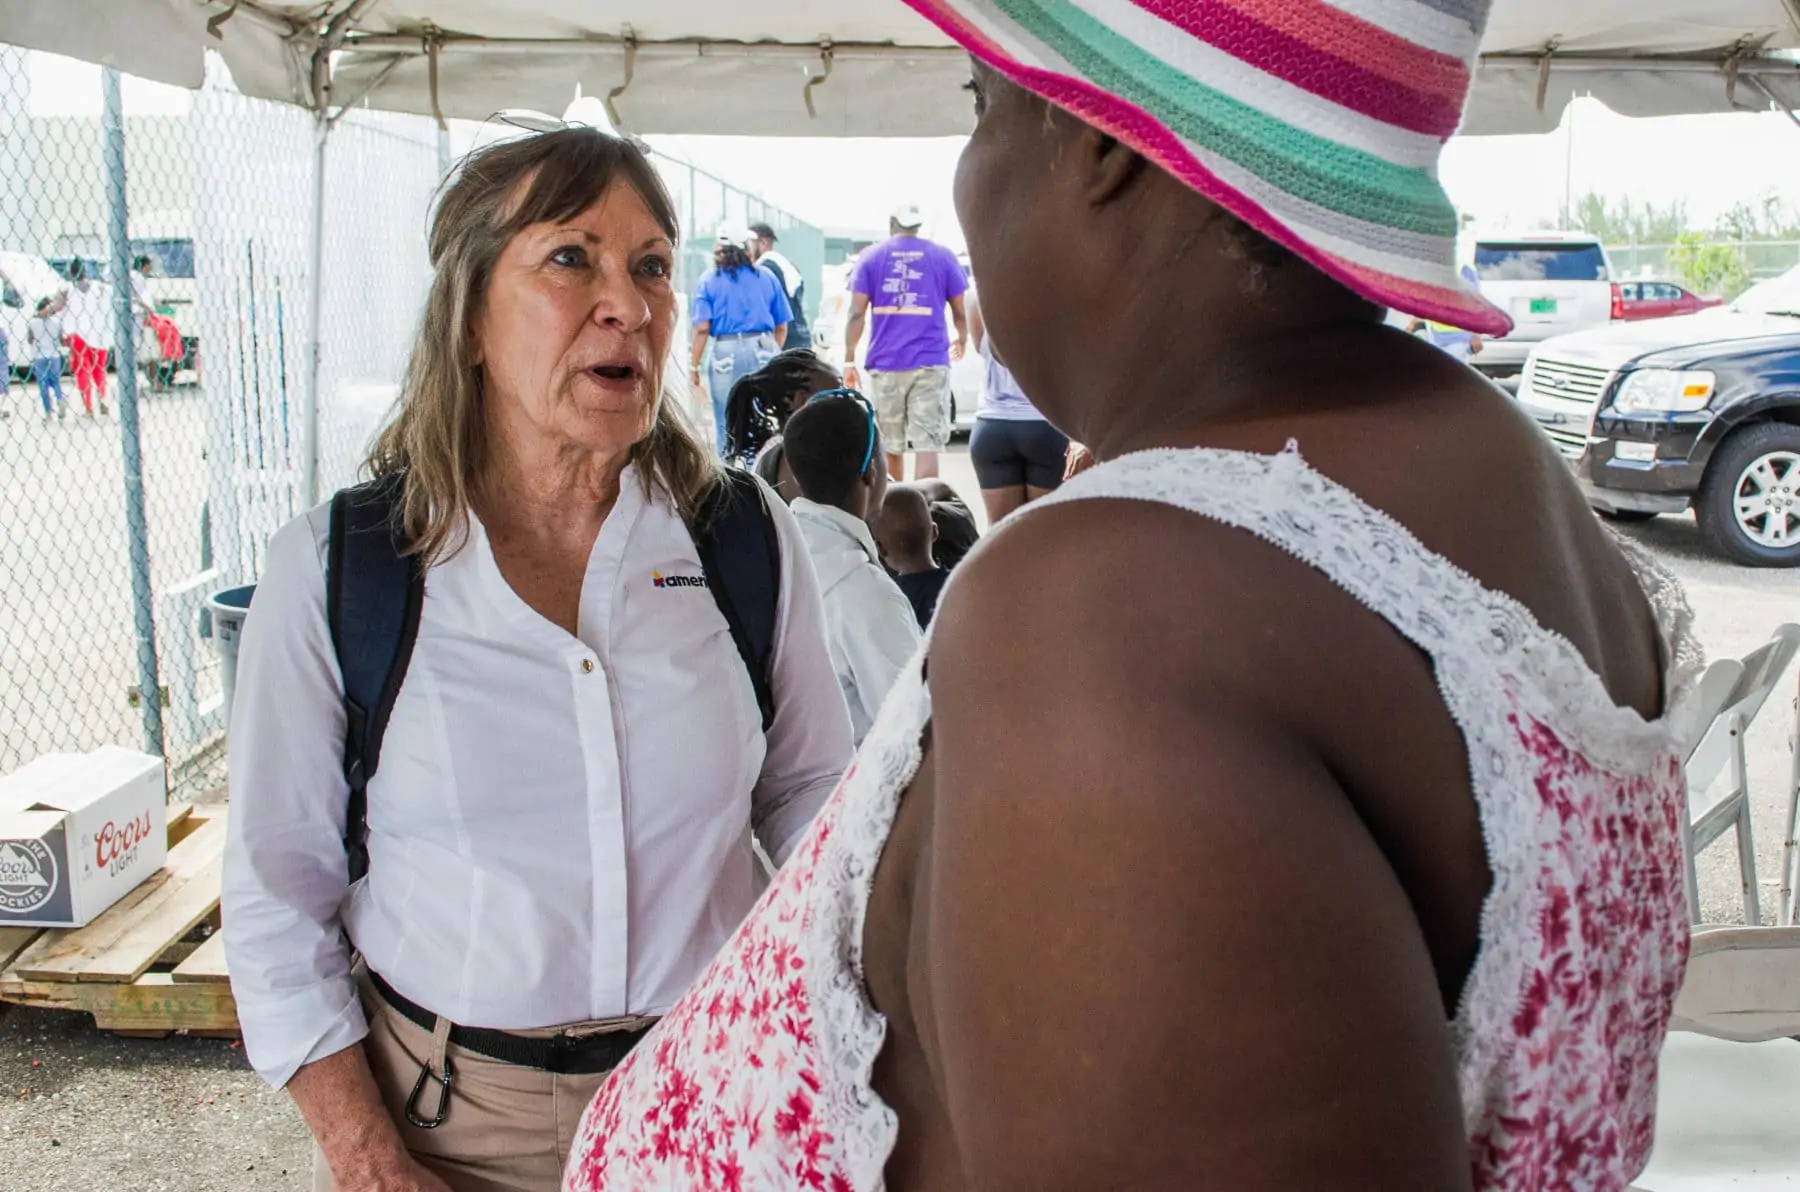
[850, 236, 969, 373]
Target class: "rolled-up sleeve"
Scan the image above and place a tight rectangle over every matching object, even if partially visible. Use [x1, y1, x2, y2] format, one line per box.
[221, 507, 366, 1089]
[750, 485, 855, 865]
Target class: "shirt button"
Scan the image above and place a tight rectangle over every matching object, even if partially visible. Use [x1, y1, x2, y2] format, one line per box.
[580, 659, 595, 674]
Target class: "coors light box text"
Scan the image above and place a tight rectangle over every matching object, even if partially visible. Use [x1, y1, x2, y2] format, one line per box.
[0, 747, 167, 928]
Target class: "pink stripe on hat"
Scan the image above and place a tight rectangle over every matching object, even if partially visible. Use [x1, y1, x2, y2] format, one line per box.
[1205, 0, 1469, 99]
[1130, 0, 1466, 135]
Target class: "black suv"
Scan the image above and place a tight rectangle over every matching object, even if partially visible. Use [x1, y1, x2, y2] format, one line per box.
[1516, 268, 1800, 567]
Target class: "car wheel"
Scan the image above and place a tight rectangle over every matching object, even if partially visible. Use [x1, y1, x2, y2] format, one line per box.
[1696, 423, 1800, 567]
[1597, 509, 1659, 524]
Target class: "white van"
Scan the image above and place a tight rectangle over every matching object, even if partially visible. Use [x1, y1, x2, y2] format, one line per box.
[1467, 232, 1618, 378]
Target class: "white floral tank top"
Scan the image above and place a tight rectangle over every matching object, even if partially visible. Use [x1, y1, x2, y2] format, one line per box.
[564, 446, 1701, 1192]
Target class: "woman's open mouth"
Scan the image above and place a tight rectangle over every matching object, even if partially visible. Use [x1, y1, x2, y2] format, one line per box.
[585, 361, 644, 392]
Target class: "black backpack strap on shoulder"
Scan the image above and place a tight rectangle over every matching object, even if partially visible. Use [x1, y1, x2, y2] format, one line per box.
[325, 472, 425, 884]
[691, 468, 781, 733]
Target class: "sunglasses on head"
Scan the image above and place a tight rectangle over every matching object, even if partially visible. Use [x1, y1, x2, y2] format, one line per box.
[478, 110, 653, 158]
[806, 387, 879, 476]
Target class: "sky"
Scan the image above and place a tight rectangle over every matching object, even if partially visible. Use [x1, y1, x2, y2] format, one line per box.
[22, 49, 1800, 253]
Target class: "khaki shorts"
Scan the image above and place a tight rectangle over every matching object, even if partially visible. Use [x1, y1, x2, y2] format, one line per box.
[868, 365, 951, 453]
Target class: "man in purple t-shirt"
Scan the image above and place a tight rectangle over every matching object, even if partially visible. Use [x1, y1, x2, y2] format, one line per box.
[843, 204, 969, 481]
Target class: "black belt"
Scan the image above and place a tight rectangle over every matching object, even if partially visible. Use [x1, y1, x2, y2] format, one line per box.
[369, 971, 651, 1077]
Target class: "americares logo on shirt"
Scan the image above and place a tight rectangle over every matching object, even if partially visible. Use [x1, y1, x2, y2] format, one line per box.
[652, 570, 708, 590]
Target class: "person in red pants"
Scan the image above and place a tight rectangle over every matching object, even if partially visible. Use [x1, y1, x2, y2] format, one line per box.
[52, 259, 111, 417]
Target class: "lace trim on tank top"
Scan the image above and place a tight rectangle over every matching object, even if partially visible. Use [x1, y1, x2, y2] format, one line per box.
[813, 442, 1701, 1174]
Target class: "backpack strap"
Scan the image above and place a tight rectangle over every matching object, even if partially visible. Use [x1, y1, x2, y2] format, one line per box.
[325, 473, 425, 885]
[690, 469, 781, 732]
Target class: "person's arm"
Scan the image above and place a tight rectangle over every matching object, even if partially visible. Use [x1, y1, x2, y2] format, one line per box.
[221, 510, 447, 1192]
[689, 279, 715, 391]
[843, 292, 871, 388]
[967, 291, 986, 356]
[914, 503, 1472, 1192]
[840, 566, 922, 739]
[689, 324, 711, 391]
[747, 488, 856, 863]
[947, 293, 969, 362]
[769, 273, 794, 351]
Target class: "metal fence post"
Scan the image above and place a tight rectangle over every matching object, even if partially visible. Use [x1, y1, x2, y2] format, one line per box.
[102, 66, 165, 759]
[302, 114, 328, 507]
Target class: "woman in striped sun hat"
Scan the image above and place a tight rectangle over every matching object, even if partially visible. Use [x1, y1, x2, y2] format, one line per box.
[563, 3, 1699, 1190]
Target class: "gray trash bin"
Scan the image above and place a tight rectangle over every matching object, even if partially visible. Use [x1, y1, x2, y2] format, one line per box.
[207, 585, 255, 725]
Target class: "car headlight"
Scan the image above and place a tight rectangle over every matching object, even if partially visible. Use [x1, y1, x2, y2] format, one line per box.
[1612, 369, 1716, 414]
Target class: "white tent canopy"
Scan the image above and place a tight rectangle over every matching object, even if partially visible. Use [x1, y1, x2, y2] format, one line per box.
[9, 0, 1800, 137]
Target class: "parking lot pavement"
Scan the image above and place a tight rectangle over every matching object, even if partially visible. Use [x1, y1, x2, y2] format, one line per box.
[0, 466, 1790, 1188]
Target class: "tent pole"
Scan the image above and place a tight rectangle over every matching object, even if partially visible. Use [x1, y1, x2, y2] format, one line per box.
[302, 112, 328, 507]
[103, 66, 165, 759]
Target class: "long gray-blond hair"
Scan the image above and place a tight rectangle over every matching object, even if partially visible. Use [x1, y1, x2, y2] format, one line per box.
[367, 126, 717, 564]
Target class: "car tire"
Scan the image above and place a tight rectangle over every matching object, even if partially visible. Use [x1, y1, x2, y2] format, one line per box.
[1597, 509, 1659, 524]
[1696, 422, 1800, 568]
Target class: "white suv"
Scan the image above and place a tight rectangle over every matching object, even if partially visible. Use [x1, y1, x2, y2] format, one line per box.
[1468, 233, 1618, 378]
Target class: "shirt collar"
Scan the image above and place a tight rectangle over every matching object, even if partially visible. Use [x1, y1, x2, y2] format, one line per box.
[791, 498, 881, 567]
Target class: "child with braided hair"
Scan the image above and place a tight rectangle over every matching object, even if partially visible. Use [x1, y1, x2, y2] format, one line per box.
[721, 348, 843, 469]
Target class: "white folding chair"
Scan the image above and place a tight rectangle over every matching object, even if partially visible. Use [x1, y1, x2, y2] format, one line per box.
[1684, 626, 1800, 926]
[1779, 658, 1800, 926]
[1676, 659, 1745, 924]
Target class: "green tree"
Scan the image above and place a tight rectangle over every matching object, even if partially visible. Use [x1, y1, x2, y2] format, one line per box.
[1667, 232, 1751, 300]
[1563, 192, 1689, 244]
[1718, 193, 1800, 242]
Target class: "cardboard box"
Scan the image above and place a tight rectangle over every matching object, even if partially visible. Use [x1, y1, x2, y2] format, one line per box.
[0, 747, 168, 928]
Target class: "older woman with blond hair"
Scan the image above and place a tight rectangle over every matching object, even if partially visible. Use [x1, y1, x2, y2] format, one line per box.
[221, 127, 852, 1192]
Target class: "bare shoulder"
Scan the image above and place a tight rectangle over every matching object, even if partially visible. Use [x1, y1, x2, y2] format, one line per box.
[931, 491, 1382, 726]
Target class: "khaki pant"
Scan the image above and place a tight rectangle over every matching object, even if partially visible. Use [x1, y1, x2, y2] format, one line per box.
[312, 973, 633, 1192]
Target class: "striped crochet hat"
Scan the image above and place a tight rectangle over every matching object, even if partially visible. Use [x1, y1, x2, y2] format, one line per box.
[903, 0, 1512, 335]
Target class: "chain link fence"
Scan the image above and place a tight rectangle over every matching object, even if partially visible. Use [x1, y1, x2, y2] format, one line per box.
[0, 46, 823, 801]
[1608, 239, 1800, 287]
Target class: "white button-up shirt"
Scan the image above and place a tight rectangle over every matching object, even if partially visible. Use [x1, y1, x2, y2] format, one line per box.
[222, 467, 853, 1089]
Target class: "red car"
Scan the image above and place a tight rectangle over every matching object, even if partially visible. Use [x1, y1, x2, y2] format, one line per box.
[1613, 280, 1723, 321]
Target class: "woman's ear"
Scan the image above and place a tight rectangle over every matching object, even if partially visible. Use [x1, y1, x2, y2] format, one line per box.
[1081, 128, 1148, 210]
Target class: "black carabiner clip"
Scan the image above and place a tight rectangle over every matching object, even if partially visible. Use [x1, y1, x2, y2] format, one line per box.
[405, 1055, 454, 1129]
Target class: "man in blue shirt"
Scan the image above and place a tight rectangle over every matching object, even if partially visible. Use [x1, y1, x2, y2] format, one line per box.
[690, 224, 792, 453]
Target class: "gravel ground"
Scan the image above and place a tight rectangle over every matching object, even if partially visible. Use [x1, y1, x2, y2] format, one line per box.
[0, 1011, 311, 1192]
[0, 459, 1792, 1191]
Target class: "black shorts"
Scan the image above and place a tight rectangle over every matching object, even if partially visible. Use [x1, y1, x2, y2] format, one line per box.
[970, 417, 1070, 492]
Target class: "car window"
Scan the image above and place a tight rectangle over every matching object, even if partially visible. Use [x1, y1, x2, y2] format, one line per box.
[1473, 243, 1608, 283]
[3, 283, 20, 309]
[1656, 284, 1679, 301]
[133, 238, 195, 280]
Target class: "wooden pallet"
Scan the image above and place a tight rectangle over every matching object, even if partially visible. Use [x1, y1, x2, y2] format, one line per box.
[0, 804, 238, 1036]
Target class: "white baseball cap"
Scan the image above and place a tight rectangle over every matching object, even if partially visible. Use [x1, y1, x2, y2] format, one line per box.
[714, 222, 753, 248]
[890, 203, 924, 229]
